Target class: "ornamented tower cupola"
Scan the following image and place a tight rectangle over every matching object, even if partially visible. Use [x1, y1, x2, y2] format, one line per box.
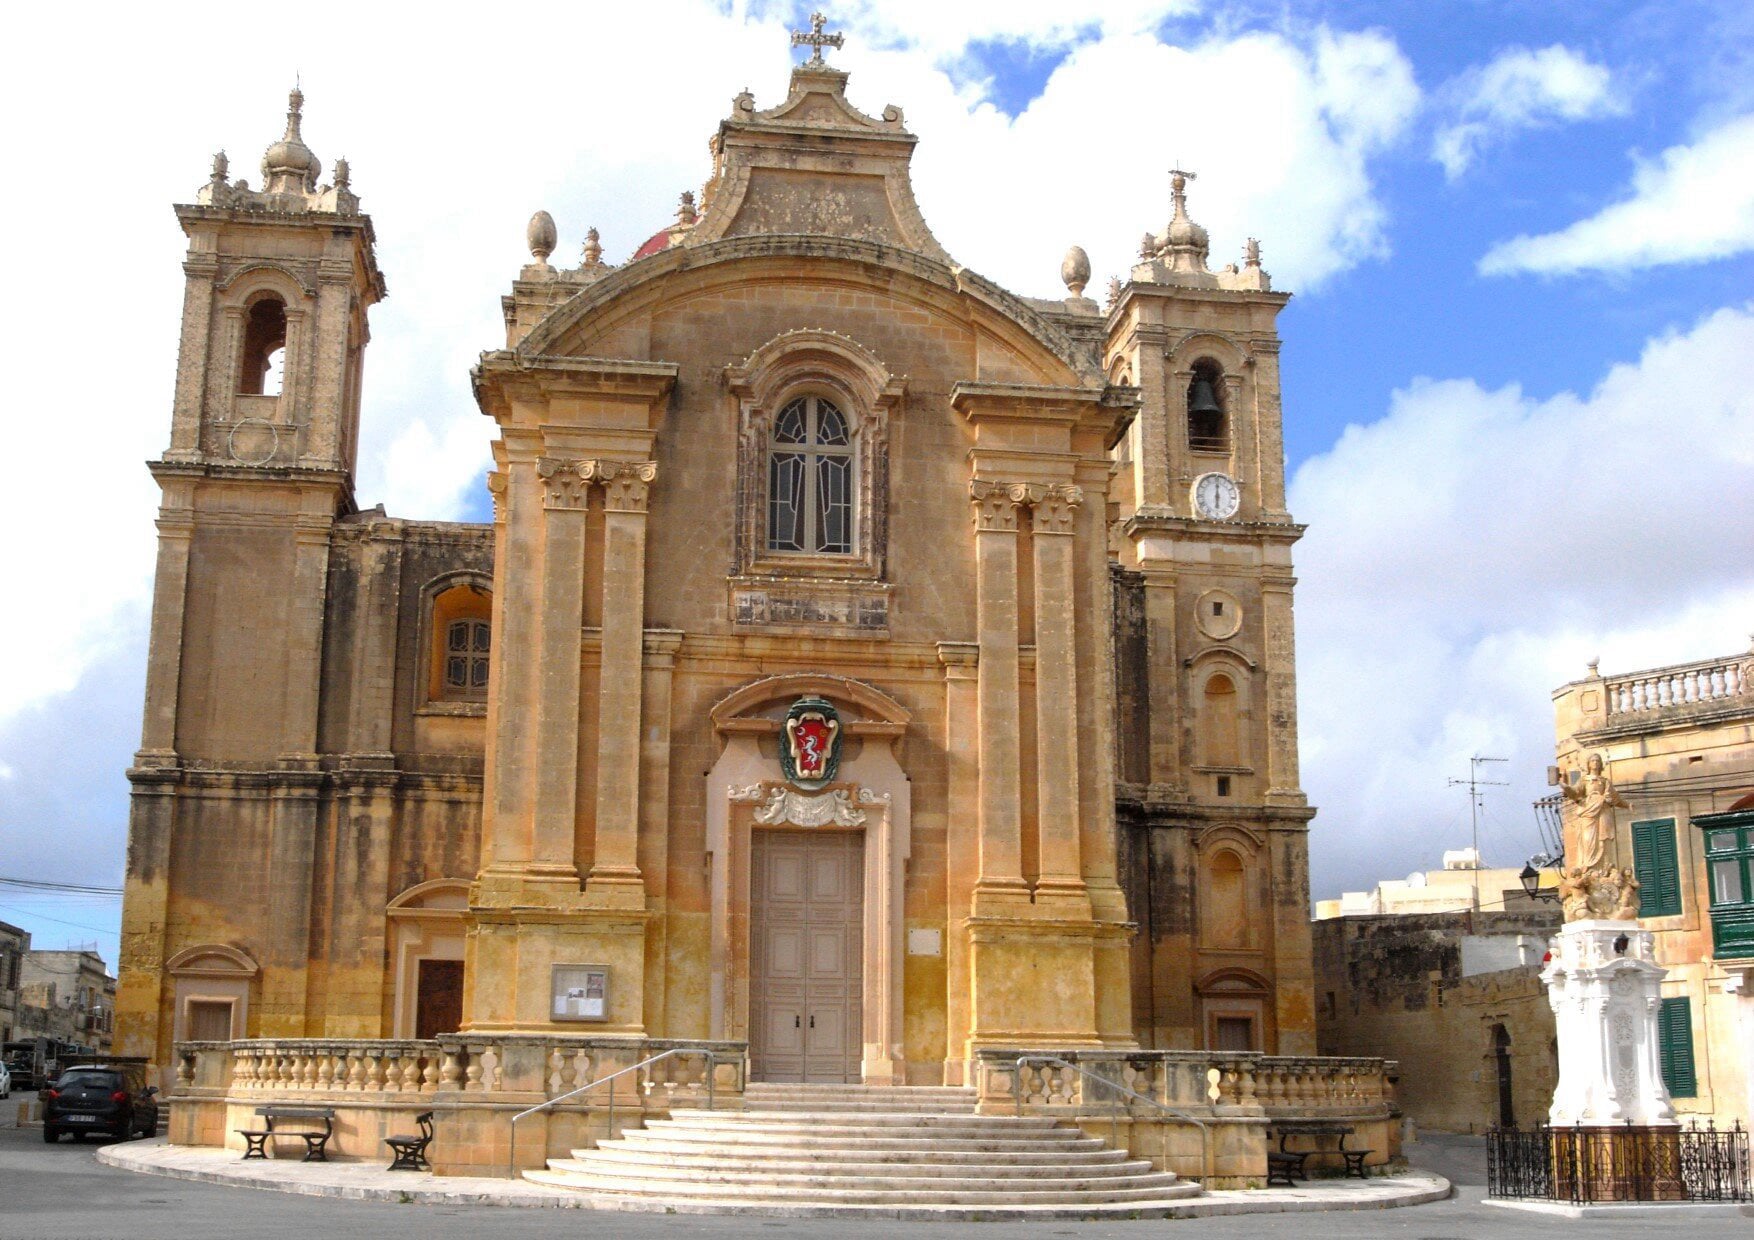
[163, 87, 385, 489]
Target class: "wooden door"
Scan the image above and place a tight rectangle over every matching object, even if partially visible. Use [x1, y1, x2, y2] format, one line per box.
[751, 829, 863, 1082]
[416, 959, 464, 1040]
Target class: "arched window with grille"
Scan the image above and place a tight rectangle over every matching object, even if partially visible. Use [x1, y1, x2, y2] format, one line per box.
[444, 617, 490, 695]
[767, 395, 853, 555]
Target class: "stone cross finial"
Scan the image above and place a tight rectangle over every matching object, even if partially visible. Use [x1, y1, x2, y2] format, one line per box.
[792, 12, 844, 65]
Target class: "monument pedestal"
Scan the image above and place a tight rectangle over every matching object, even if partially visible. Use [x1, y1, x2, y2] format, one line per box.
[1541, 919, 1684, 1201]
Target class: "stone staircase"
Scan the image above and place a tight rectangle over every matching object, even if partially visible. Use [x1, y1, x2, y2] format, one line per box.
[525, 1082, 1202, 1219]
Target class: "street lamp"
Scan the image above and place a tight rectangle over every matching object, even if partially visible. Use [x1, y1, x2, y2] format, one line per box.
[1520, 863, 1559, 903]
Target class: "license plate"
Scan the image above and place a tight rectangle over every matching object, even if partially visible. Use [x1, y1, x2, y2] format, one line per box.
[64, 1114, 97, 1123]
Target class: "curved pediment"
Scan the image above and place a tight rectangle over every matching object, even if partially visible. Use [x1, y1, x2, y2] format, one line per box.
[165, 943, 260, 977]
[515, 236, 1102, 388]
[711, 672, 911, 735]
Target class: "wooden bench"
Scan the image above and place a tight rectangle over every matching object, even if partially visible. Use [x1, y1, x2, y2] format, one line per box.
[1267, 1121, 1374, 1183]
[385, 1111, 435, 1171]
[237, 1106, 336, 1162]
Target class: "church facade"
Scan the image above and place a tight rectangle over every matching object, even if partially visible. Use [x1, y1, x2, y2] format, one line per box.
[117, 46, 1315, 1088]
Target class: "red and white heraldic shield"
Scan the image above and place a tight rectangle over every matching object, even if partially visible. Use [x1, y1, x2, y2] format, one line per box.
[787, 713, 836, 782]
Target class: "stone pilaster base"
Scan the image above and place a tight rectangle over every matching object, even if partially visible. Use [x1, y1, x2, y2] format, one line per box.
[1541, 919, 1677, 1127]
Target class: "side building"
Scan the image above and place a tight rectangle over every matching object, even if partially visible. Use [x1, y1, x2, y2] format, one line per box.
[1313, 891, 1560, 1134]
[1552, 644, 1754, 1127]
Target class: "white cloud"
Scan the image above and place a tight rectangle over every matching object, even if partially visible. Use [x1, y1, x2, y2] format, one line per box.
[0, 2, 1418, 739]
[1480, 111, 1754, 275]
[1292, 304, 1754, 899]
[1433, 44, 1623, 179]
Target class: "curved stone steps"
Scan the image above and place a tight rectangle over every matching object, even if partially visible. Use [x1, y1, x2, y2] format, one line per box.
[551, 1152, 1163, 1183]
[527, 1084, 1202, 1218]
[524, 1169, 1196, 1207]
[581, 1143, 1135, 1171]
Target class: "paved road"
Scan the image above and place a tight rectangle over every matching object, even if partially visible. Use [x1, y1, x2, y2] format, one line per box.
[0, 1108, 1747, 1240]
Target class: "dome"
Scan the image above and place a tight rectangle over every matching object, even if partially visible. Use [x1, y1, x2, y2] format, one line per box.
[261, 87, 321, 189]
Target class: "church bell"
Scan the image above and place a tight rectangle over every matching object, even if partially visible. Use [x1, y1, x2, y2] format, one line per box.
[1188, 376, 1222, 416]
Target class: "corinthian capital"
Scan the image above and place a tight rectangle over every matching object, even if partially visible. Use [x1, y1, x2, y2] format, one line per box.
[588, 460, 659, 513]
[1031, 484, 1084, 535]
[537, 457, 591, 510]
[969, 479, 1022, 532]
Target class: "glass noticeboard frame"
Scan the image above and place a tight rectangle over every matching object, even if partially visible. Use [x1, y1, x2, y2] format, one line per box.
[551, 964, 610, 1023]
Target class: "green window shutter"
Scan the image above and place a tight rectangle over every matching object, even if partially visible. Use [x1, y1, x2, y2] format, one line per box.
[1632, 819, 1682, 918]
[1658, 997, 1696, 1098]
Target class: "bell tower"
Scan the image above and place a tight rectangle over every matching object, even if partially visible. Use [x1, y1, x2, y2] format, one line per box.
[1107, 171, 1317, 1055]
[161, 87, 384, 481]
[118, 90, 385, 1056]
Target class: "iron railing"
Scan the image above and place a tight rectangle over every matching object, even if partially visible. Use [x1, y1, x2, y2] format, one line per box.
[506, 1046, 740, 1180]
[1012, 1054, 1213, 1182]
[1487, 1120, 1750, 1203]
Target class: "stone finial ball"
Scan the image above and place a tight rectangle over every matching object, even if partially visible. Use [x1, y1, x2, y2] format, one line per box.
[527, 210, 558, 261]
[1061, 245, 1091, 297]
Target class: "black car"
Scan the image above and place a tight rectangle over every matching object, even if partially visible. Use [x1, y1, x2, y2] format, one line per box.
[42, 1063, 159, 1143]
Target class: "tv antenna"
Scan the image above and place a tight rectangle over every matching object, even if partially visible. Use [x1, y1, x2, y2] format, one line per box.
[1449, 755, 1509, 921]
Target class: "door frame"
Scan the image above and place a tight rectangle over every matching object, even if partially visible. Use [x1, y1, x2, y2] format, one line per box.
[706, 675, 913, 1085]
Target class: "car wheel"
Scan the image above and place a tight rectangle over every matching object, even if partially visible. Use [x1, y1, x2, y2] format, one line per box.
[43, 1126, 59, 1143]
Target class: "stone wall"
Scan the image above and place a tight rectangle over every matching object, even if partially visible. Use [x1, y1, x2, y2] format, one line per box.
[1313, 911, 1560, 1133]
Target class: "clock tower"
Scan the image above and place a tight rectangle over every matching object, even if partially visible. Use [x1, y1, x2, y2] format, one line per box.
[1105, 171, 1316, 1054]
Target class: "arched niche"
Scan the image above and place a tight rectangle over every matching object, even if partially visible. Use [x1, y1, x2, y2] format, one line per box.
[387, 880, 470, 1039]
[167, 944, 260, 1043]
[705, 673, 912, 1085]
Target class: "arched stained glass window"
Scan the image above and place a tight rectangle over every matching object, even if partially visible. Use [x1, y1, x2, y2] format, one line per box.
[768, 396, 853, 554]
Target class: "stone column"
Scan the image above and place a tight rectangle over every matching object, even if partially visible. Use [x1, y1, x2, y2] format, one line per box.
[587, 461, 657, 908]
[639, 628, 685, 1031]
[1030, 484, 1088, 910]
[137, 504, 194, 762]
[531, 458, 591, 882]
[1139, 564, 1182, 792]
[937, 642, 979, 1081]
[1129, 326, 1172, 509]
[166, 254, 218, 461]
[302, 267, 353, 468]
[1262, 573, 1302, 800]
[280, 513, 333, 761]
[969, 481, 1028, 909]
[481, 459, 540, 876]
[1249, 340, 1289, 519]
[343, 524, 403, 758]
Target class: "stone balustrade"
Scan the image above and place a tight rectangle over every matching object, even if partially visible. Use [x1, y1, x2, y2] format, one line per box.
[167, 1035, 746, 1175]
[1605, 655, 1749, 717]
[972, 1048, 1400, 1187]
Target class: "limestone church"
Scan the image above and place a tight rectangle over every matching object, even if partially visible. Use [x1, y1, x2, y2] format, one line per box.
[117, 32, 1316, 1089]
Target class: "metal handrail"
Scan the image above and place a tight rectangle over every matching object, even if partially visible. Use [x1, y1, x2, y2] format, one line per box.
[1013, 1054, 1214, 1183]
[506, 1046, 734, 1180]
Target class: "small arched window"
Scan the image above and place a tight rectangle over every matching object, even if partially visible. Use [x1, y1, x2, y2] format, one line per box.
[1186, 360, 1227, 453]
[767, 396, 853, 555]
[427, 582, 492, 703]
[1202, 672, 1240, 767]
[239, 297, 288, 396]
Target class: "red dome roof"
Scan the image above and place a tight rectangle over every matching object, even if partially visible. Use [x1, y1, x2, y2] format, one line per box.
[631, 227, 672, 260]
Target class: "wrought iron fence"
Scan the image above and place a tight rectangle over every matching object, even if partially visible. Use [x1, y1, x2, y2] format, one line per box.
[1487, 1120, 1750, 1204]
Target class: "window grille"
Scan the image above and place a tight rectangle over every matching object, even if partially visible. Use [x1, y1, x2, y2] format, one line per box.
[445, 618, 490, 694]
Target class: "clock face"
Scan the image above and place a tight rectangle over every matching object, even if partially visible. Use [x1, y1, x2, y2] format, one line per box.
[1192, 472, 1240, 519]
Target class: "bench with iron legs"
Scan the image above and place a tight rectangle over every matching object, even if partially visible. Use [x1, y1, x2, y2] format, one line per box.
[1267, 1121, 1374, 1184]
[237, 1106, 336, 1162]
[385, 1110, 435, 1171]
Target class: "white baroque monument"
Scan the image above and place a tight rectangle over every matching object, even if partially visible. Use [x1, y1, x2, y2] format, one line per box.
[1542, 753, 1678, 1128]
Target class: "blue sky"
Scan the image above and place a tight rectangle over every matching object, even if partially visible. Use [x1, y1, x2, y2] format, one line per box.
[1, 0, 1751, 969]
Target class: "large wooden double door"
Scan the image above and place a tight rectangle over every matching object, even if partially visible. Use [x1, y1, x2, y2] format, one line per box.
[750, 829, 864, 1082]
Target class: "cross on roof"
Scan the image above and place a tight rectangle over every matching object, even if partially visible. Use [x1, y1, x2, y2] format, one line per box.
[792, 12, 844, 65]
